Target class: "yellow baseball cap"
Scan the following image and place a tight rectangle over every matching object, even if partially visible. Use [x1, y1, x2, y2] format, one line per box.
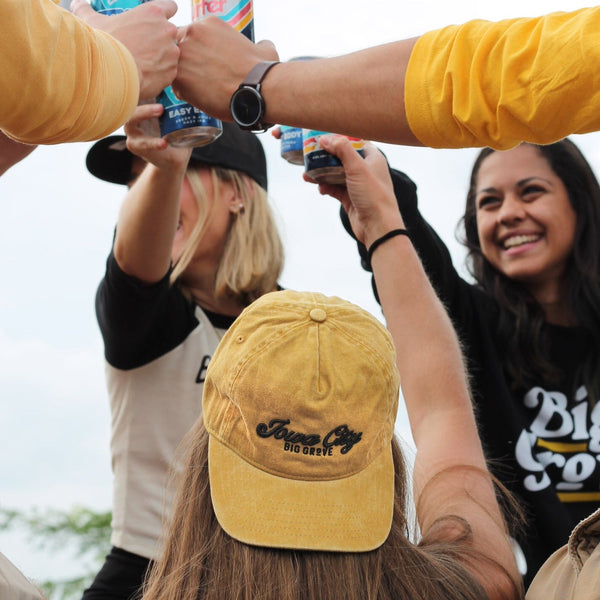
[203, 290, 400, 552]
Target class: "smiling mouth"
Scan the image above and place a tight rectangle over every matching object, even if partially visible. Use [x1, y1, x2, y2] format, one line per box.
[502, 234, 542, 250]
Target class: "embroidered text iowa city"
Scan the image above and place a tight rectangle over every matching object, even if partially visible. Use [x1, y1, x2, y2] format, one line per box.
[256, 418, 362, 455]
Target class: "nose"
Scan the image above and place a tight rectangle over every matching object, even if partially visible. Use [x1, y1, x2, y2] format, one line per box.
[498, 193, 526, 225]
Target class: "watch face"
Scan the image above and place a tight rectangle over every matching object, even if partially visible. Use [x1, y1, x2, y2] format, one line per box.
[231, 87, 263, 128]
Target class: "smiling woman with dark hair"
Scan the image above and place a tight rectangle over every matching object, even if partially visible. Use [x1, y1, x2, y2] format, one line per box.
[342, 137, 600, 587]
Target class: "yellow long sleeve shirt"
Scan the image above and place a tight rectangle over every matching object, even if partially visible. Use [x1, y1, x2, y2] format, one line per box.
[1, 0, 139, 144]
[406, 7, 600, 149]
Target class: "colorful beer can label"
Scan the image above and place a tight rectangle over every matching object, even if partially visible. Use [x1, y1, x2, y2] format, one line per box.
[280, 126, 304, 165]
[303, 130, 364, 170]
[90, 0, 149, 15]
[157, 86, 221, 137]
[191, 0, 254, 40]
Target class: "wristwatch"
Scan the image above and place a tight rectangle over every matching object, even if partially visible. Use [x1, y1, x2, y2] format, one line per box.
[229, 61, 279, 132]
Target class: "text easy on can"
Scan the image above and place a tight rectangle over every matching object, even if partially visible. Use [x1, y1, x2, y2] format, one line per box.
[157, 86, 222, 148]
[302, 130, 364, 184]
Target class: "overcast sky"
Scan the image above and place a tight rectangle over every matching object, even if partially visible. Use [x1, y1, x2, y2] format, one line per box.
[2, 0, 598, 585]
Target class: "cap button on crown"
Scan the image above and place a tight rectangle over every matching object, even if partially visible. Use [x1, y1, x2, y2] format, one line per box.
[309, 308, 327, 323]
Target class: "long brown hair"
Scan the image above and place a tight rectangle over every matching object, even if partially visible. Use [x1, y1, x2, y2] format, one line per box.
[142, 419, 521, 600]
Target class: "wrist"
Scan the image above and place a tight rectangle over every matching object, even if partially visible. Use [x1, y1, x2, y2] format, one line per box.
[362, 213, 405, 249]
[229, 61, 279, 131]
[367, 229, 410, 264]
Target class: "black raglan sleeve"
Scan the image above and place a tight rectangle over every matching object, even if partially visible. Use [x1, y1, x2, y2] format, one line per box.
[95, 251, 198, 370]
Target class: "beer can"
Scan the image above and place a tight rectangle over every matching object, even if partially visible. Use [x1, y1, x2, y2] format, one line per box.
[159, 0, 255, 148]
[90, 0, 149, 15]
[192, 0, 255, 41]
[280, 126, 304, 165]
[302, 130, 365, 184]
[157, 86, 222, 147]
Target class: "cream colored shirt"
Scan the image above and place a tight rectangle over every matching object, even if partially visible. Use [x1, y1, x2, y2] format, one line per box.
[0, 0, 139, 144]
[406, 7, 600, 150]
[0, 553, 44, 600]
[526, 507, 600, 600]
[107, 306, 226, 559]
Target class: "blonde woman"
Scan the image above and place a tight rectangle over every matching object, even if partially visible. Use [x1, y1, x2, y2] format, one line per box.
[81, 104, 284, 600]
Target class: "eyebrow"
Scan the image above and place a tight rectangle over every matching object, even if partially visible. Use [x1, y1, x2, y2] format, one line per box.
[477, 176, 554, 195]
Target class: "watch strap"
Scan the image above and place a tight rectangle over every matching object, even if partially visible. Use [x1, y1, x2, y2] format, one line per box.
[241, 61, 280, 89]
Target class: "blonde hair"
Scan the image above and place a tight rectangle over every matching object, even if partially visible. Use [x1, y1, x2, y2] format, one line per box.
[170, 165, 284, 306]
[142, 419, 522, 600]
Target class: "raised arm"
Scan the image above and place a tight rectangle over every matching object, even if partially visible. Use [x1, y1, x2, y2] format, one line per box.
[112, 104, 192, 283]
[71, 0, 179, 102]
[313, 136, 520, 599]
[0, 0, 178, 145]
[174, 7, 600, 149]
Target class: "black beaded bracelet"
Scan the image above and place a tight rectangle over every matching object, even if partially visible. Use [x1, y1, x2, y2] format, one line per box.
[367, 229, 409, 263]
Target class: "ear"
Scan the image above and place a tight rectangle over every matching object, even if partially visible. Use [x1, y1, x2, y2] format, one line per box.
[225, 181, 245, 215]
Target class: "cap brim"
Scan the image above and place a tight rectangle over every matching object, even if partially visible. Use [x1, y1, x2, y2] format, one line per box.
[208, 435, 394, 553]
[85, 135, 133, 185]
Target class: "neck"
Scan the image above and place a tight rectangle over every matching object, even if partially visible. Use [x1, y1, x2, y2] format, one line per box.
[190, 287, 246, 317]
[177, 259, 246, 317]
[528, 280, 576, 326]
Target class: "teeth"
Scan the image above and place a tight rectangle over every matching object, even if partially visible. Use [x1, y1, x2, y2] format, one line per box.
[503, 234, 540, 249]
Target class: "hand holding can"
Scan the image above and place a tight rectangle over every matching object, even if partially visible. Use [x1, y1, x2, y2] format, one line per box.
[158, 0, 256, 148]
[303, 130, 365, 184]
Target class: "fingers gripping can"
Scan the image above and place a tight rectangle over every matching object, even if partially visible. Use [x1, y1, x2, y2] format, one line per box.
[157, 0, 255, 148]
[303, 130, 365, 184]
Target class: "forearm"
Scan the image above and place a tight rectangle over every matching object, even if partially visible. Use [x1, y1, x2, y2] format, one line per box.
[261, 42, 420, 144]
[373, 237, 519, 597]
[371, 234, 473, 444]
[0, 0, 138, 144]
[114, 165, 185, 282]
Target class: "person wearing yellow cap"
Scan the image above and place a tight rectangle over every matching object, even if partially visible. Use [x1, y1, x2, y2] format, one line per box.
[141, 136, 522, 600]
[169, 6, 600, 150]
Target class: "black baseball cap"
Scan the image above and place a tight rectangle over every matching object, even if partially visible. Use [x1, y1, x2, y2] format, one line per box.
[86, 122, 268, 190]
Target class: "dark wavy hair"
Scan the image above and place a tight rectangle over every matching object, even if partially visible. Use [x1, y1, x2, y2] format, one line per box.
[459, 139, 600, 398]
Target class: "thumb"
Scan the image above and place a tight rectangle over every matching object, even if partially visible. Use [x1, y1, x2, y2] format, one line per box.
[320, 135, 364, 170]
[70, 0, 103, 25]
[147, 0, 179, 19]
[255, 39, 279, 61]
